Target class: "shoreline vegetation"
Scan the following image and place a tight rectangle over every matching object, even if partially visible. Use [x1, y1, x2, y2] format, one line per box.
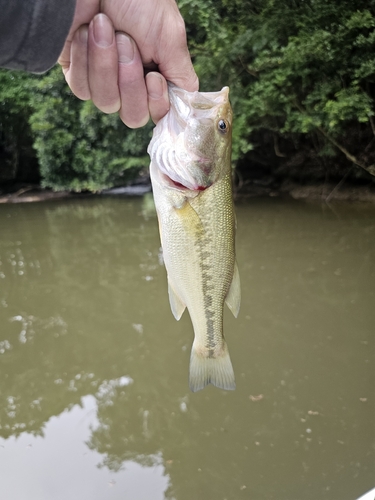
[1, 1, 375, 196]
[1, 179, 375, 204]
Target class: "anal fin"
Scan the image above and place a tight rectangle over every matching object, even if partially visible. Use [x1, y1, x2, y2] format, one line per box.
[225, 261, 241, 318]
[168, 280, 186, 320]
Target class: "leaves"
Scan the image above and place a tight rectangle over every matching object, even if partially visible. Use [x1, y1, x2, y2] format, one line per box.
[29, 68, 153, 191]
[1, 0, 375, 188]
[180, 0, 375, 175]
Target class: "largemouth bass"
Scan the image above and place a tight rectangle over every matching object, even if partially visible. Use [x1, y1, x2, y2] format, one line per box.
[147, 84, 240, 392]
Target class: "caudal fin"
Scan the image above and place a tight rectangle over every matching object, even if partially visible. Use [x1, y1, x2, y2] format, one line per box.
[189, 343, 236, 392]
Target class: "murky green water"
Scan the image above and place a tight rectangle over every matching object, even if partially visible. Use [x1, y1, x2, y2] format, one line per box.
[0, 195, 374, 500]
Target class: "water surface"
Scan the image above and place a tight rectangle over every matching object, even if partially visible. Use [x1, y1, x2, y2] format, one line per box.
[0, 196, 374, 500]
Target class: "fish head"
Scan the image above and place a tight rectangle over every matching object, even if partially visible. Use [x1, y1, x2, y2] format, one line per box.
[148, 84, 233, 191]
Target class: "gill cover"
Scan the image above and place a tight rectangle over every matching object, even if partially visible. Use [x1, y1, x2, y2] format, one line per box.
[147, 84, 232, 191]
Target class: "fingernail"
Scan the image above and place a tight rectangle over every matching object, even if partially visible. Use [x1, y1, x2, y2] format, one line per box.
[79, 25, 88, 44]
[116, 33, 134, 64]
[147, 73, 163, 99]
[93, 14, 113, 47]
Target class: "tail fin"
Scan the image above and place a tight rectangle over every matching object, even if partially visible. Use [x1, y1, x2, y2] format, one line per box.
[189, 342, 236, 392]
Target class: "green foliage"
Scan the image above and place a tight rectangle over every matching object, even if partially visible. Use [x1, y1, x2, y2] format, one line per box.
[0, 67, 152, 190]
[0, 70, 37, 181]
[1, 0, 375, 189]
[29, 67, 152, 191]
[180, 0, 375, 176]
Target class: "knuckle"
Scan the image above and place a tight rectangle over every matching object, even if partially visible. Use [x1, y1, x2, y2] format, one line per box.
[173, 16, 187, 43]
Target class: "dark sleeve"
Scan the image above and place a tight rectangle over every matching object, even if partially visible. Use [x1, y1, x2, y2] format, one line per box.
[0, 0, 76, 73]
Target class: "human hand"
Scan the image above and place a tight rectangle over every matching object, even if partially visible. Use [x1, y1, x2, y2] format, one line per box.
[58, 0, 199, 128]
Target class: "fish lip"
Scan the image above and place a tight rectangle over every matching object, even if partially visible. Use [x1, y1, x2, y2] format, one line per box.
[161, 171, 209, 192]
[197, 157, 210, 164]
[165, 84, 232, 146]
[168, 84, 230, 113]
[167, 84, 229, 128]
[148, 84, 230, 191]
[167, 85, 192, 126]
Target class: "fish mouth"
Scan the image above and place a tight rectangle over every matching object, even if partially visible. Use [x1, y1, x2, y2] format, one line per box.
[169, 88, 214, 123]
[161, 170, 209, 192]
[164, 154, 213, 192]
[168, 84, 230, 129]
[148, 84, 230, 191]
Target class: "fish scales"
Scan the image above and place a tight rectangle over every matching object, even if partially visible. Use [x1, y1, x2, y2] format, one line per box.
[148, 84, 241, 392]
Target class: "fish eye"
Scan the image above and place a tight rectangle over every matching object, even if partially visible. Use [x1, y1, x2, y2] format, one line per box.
[218, 119, 228, 133]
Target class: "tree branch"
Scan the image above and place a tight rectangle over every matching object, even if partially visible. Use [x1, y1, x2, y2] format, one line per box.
[292, 99, 375, 176]
[273, 133, 286, 157]
[317, 126, 375, 176]
[369, 115, 375, 137]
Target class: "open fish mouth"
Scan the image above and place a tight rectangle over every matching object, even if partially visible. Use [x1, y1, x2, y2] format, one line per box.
[161, 170, 210, 192]
[153, 150, 214, 192]
[148, 84, 231, 192]
[158, 145, 213, 191]
[168, 84, 229, 130]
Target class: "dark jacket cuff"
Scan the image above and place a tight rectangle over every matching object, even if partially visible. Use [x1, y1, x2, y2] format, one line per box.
[0, 0, 76, 73]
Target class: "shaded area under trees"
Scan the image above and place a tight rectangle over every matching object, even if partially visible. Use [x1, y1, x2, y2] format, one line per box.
[1, 0, 375, 192]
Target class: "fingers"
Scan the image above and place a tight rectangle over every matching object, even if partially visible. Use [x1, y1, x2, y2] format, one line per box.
[146, 72, 169, 124]
[66, 25, 91, 100]
[158, 16, 199, 93]
[60, 14, 172, 127]
[88, 14, 121, 113]
[60, 14, 122, 114]
[116, 33, 149, 128]
[100, 0, 199, 94]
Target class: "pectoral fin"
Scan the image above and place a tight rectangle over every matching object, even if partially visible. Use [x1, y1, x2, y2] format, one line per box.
[225, 261, 241, 318]
[168, 280, 186, 320]
[174, 198, 204, 237]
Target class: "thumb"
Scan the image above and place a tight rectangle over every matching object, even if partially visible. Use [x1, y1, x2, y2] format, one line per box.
[159, 51, 199, 92]
[157, 18, 199, 92]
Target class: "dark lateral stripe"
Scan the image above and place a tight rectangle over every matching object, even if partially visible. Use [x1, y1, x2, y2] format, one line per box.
[193, 216, 218, 354]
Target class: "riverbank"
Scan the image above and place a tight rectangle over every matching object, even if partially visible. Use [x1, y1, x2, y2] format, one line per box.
[1, 180, 375, 203]
[235, 180, 375, 203]
[0, 183, 152, 204]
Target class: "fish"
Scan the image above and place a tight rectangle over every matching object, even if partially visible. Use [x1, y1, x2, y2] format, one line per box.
[147, 84, 240, 392]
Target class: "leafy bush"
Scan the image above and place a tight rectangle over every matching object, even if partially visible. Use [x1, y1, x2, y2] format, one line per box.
[0, 67, 152, 191]
[180, 0, 375, 178]
[0, 70, 38, 182]
[1, 0, 375, 190]
[29, 67, 152, 191]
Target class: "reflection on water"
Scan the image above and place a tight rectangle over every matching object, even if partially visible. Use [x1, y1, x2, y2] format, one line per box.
[0, 196, 374, 500]
[0, 395, 169, 500]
